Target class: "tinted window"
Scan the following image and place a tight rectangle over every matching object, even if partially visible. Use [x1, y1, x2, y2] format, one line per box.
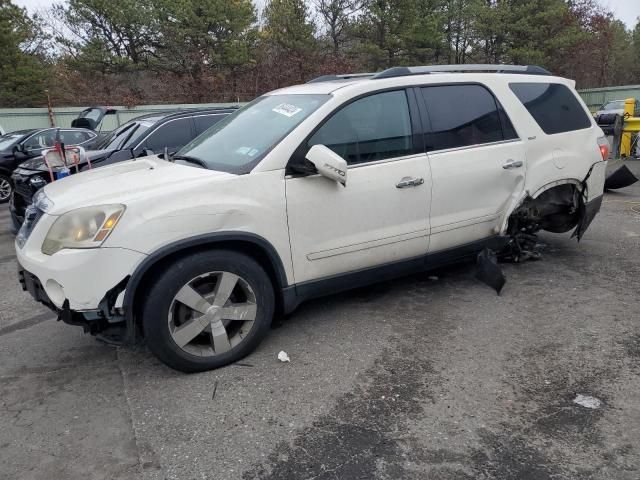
[145, 118, 193, 151]
[510, 83, 591, 134]
[421, 85, 504, 151]
[60, 130, 92, 145]
[194, 114, 227, 135]
[497, 102, 518, 140]
[308, 90, 412, 165]
[23, 130, 56, 150]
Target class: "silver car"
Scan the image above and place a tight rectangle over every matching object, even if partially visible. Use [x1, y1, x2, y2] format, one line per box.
[595, 99, 640, 117]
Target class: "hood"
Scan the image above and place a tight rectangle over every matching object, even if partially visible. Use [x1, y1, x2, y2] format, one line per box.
[43, 156, 233, 214]
[16, 149, 114, 173]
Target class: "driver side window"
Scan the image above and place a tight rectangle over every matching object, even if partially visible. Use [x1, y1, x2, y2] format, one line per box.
[308, 90, 413, 165]
[23, 130, 56, 151]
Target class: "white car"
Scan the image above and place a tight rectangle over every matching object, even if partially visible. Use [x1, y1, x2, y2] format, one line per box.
[16, 65, 608, 372]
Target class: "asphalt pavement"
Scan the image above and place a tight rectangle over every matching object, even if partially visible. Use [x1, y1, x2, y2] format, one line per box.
[1, 162, 639, 480]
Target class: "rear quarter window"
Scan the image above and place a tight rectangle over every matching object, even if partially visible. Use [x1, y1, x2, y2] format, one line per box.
[509, 83, 591, 135]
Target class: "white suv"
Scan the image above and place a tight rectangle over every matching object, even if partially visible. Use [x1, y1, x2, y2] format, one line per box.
[15, 65, 608, 372]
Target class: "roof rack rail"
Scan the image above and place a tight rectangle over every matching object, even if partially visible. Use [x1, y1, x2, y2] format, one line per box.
[373, 64, 552, 79]
[307, 73, 375, 83]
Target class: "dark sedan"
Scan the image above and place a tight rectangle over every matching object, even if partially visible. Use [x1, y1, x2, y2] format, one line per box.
[0, 128, 98, 204]
[10, 107, 237, 230]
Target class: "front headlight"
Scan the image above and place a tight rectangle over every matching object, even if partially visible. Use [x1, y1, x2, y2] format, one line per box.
[30, 176, 47, 190]
[42, 204, 126, 255]
[33, 189, 54, 212]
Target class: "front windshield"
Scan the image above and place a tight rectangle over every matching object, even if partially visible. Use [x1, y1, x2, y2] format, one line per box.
[602, 101, 625, 110]
[177, 94, 329, 173]
[93, 119, 154, 151]
[0, 133, 24, 151]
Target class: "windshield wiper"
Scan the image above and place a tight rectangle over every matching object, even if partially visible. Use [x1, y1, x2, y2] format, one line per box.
[171, 154, 207, 168]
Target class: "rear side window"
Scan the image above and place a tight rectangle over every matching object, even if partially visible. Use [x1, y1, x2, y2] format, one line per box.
[194, 114, 227, 135]
[509, 83, 591, 135]
[145, 118, 193, 152]
[308, 90, 413, 165]
[60, 130, 93, 145]
[421, 85, 511, 151]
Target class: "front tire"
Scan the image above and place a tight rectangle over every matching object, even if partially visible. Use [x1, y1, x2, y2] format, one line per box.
[0, 174, 12, 204]
[142, 250, 275, 373]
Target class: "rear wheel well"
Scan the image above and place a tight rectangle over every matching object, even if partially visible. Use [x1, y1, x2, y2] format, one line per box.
[131, 240, 285, 338]
[510, 182, 583, 234]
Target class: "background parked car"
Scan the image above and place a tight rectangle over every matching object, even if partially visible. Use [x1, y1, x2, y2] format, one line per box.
[70, 106, 118, 131]
[0, 127, 98, 204]
[595, 99, 640, 117]
[10, 107, 237, 230]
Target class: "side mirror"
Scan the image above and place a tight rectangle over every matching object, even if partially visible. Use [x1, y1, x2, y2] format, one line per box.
[305, 144, 347, 186]
[12, 144, 28, 161]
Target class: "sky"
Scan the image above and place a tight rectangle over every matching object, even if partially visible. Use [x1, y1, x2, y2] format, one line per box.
[12, 0, 640, 29]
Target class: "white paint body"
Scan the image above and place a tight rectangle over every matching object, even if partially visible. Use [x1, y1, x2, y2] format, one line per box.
[15, 73, 606, 311]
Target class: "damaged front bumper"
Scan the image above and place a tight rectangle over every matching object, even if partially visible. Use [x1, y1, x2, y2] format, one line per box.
[18, 265, 133, 341]
[15, 237, 146, 343]
[18, 265, 139, 345]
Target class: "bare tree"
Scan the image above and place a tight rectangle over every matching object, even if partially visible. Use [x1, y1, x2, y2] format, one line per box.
[314, 0, 361, 54]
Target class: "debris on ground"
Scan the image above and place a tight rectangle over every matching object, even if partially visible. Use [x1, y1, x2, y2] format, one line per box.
[277, 351, 291, 363]
[604, 164, 638, 190]
[476, 248, 506, 295]
[573, 394, 601, 409]
[212, 380, 219, 400]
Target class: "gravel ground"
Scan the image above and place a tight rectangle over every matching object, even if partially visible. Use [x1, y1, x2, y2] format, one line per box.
[1, 162, 639, 480]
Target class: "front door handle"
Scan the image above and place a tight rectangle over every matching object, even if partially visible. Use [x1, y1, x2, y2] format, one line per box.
[503, 159, 523, 169]
[396, 176, 425, 188]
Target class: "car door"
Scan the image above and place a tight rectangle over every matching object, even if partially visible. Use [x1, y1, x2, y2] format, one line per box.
[21, 129, 56, 157]
[285, 89, 432, 284]
[418, 84, 526, 252]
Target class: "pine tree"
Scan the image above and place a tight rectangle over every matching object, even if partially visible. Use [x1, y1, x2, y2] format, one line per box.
[0, 0, 50, 107]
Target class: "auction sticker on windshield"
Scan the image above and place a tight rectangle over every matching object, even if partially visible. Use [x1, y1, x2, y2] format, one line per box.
[273, 104, 303, 117]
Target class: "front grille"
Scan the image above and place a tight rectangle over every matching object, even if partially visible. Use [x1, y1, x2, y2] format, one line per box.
[14, 180, 36, 202]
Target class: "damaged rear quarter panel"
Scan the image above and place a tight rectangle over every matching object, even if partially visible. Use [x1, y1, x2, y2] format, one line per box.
[585, 160, 607, 201]
[497, 120, 604, 234]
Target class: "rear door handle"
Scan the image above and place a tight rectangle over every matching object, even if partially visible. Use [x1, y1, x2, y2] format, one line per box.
[502, 160, 523, 169]
[396, 177, 424, 188]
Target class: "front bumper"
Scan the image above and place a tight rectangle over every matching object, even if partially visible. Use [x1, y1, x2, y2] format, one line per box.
[15, 209, 145, 306]
[18, 265, 122, 335]
[16, 244, 147, 312]
[18, 267, 57, 311]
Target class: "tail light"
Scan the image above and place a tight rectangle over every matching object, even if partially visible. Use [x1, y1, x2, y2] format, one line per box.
[597, 137, 610, 161]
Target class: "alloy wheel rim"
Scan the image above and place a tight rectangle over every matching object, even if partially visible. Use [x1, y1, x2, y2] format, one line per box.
[0, 179, 11, 201]
[168, 271, 257, 357]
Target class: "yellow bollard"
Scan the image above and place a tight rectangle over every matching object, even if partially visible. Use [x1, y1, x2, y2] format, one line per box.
[620, 98, 635, 157]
